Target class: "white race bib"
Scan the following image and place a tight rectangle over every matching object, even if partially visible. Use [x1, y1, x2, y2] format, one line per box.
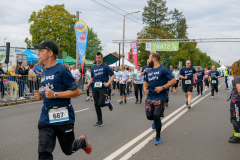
[212, 80, 216, 84]
[120, 80, 124, 84]
[49, 107, 69, 123]
[94, 82, 102, 88]
[114, 79, 118, 81]
[185, 80, 191, 84]
[135, 80, 141, 84]
[205, 75, 208, 78]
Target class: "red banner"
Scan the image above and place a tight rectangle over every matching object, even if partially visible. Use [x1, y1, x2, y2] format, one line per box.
[130, 41, 138, 69]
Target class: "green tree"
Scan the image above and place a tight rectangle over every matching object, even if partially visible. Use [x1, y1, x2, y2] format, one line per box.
[142, 0, 169, 29]
[26, 4, 103, 60]
[169, 8, 188, 39]
[86, 27, 103, 61]
[24, 37, 32, 48]
[137, 27, 174, 66]
[27, 4, 76, 58]
[171, 43, 200, 67]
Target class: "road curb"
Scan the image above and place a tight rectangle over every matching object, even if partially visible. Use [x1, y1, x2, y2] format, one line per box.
[0, 99, 39, 107]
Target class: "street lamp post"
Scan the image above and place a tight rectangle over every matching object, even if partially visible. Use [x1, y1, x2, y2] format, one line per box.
[122, 11, 140, 66]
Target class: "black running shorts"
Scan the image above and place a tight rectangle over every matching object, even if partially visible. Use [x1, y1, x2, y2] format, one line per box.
[204, 80, 209, 87]
[182, 84, 193, 93]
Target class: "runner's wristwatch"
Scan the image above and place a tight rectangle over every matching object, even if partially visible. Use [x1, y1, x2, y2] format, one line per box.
[162, 86, 165, 90]
[54, 92, 58, 98]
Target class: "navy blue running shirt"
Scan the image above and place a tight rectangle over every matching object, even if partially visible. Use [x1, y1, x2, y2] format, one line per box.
[142, 65, 150, 78]
[196, 70, 205, 83]
[180, 67, 196, 85]
[39, 63, 78, 125]
[210, 70, 220, 84]
[91, 63, 114, 86]
[144, 66, 174, 101]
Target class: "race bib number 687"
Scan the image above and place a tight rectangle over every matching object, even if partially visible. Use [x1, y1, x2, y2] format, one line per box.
[48, 107, 69, 123]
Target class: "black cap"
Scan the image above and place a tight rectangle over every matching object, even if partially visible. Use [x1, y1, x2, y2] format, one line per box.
[33, 40, 59, 55]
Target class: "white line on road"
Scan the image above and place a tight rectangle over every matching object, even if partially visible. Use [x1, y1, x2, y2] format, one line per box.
[104, 91, 208, 160]
[74, 108, 89, 113]
[118, 84, 222, 160]
[117, 96, 135, 101]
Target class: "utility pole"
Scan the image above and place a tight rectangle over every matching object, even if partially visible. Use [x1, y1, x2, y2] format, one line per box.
[122, 11, 140, 66]
[76, 11, 79, 67]
[119, 43, 121, 67]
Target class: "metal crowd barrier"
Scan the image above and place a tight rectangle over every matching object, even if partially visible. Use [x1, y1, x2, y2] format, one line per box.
[0, 75, 41, 102]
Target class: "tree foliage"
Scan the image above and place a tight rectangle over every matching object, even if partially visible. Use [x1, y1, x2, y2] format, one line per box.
[27, 4, 76, 58]
[142, 0, 169, 29]
[26, 4, 102, 60]
[86, 27, 103, 61]
[24, 37, 32, 48]
[137, 0, 219, 69]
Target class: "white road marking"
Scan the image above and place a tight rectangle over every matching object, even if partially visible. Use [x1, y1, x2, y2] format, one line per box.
[105, 83, 223, 160]
[118, 84, 222, 160]
[104, 91, 207, 160]
[74, 108, 89, 113]
[117, 96, 135, 101]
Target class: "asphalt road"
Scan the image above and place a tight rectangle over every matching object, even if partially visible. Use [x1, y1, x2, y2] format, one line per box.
[0, 78, 239, 160]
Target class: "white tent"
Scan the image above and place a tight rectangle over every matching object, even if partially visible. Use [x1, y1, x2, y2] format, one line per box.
[217, 65, 226, 72]
[110, 58, 135, 68]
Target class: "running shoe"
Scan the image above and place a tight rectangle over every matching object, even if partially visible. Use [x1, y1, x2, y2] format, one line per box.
[124, 99, 127, 104]
[154, 137, 161, 145]
[1, 98, 7, 101]
[119, 101, 123, 104]
[186, 101, 188, 106]
[229, 136, 240, 143]
[140, 100, 142, 104]
[166, 103, 168, 107]
[211, 96, 214, 99]
[91, 97, 94, 101]
[152, 121, 155, 129]
[93, 122, 104, 127]
[79, 135, 92, 154]
[135, 100, 139, 104]
[85, 97, 90, 101]
[188, 104, 191, 109]
[108, 102, 113, 111]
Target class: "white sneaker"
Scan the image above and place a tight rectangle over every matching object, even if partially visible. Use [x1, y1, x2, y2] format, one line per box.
[1, 98, 7, 101]
[204, 89, 207, 92]
[211, 96, 214, 99]
[19, 97, 26, 100]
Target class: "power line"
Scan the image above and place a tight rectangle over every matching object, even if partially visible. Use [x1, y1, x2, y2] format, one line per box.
[103, 0, 142, 22]
[81, 12, 123, 21]
[92, 0, 144, 26]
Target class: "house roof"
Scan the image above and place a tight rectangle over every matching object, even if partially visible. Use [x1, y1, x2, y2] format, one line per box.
[104, 53, 122, 59]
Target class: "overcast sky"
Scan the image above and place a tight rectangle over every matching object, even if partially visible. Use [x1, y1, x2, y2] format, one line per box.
[1, 0, 240, 65]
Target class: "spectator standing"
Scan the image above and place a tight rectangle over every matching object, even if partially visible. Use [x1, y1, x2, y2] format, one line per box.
[79, 65, 86, 92]
[28, 65, 37, 95]
[225, 65, 231, 90]
[65, 63, 69, 70]
[18, 62, 29, 99]
[71, 65, 81, 84]
[0, 63, 6, 101]
[9, 64, 21, 100]
[34, 61, 43, 90]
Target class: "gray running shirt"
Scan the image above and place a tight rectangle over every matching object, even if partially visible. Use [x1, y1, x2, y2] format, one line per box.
[231, 76, 240, 101]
